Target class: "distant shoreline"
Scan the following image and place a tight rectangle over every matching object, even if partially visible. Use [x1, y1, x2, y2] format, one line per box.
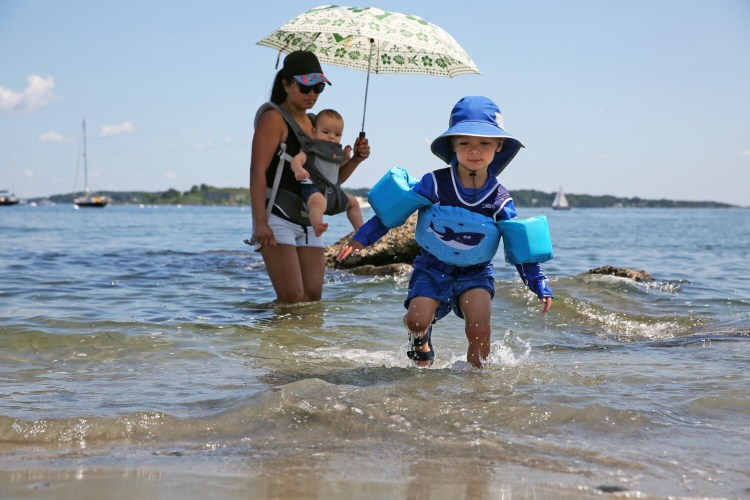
[18, 184, 742, 209]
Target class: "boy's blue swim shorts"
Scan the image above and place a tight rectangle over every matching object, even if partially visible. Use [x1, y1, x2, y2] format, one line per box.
[404, 267, 495, 320]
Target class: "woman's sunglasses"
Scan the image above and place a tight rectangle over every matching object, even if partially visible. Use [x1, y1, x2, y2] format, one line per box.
[295, 81, 325, 95]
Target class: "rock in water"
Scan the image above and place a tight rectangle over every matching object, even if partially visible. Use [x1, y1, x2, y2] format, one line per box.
[325, 213, 419, 269]
[588, 265, 653, 282]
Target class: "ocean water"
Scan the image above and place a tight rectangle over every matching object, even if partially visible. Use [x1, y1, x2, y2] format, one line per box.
[0, 205, 748, 498]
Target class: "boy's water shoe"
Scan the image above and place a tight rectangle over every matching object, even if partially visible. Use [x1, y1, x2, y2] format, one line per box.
[407, 326, 434, 366]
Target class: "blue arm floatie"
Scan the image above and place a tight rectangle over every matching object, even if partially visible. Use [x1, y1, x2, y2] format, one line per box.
[498, 216, 554, 264]
[368, 166, 431, 227]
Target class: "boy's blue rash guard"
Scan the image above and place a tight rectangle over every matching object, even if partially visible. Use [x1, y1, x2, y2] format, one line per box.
[353, 168, 553, 299]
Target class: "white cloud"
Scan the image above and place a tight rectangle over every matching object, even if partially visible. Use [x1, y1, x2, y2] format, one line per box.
[163, 171, 179, 180]
[741, 149, 750, 157]
[39, 131, 65, 143]
[100, 121, 135, 138]
[22, 169, 34, 178]
[194, 136, 232, 150]
[0, 74, 58, 113]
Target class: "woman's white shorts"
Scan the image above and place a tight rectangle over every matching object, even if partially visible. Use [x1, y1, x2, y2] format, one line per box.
[253, 213, 324, 250]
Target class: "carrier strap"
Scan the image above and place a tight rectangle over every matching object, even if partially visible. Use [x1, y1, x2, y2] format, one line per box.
[255, 102, 311, 219]
[247, 103, 313, 245]
[266, 143, 287, 220]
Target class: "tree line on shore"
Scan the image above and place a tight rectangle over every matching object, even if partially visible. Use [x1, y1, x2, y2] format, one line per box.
[36, 184, 736, 208]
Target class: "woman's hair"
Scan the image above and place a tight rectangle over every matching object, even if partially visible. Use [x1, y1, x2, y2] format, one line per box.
[270, 72, 292, 105]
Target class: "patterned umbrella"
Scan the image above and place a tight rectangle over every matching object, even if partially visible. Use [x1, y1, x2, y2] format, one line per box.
[258, 5, 480, 134]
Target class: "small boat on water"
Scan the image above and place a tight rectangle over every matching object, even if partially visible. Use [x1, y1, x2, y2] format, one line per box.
[552, 186, 570, 210]
[0, 190, 20, 206]
[73, 120, 111, 208]
[354, 195, 371, 209]
[74, 194, 110, 208]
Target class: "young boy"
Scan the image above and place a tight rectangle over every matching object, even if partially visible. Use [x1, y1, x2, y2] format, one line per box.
[337, 96, 553, 368]
[290, 109, 363, 237]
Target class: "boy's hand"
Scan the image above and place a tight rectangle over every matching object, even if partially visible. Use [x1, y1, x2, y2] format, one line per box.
[540, 297, 553, 314]
[336, 240, 364, 261]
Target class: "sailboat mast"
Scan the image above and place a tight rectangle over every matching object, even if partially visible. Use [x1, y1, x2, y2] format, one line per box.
[82, 120, 89, 194]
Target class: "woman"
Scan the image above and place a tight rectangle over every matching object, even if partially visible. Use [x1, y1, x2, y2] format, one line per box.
[250, 50, 370, 303]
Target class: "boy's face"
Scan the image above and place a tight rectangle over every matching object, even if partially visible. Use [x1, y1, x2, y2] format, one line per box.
[314, 116, 344, 144]
[451, 136, 504, 172]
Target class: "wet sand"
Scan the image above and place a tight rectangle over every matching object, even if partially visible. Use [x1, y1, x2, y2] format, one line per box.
[0, 454, 625, 499]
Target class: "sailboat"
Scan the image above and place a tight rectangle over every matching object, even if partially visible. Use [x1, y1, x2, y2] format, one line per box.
[552, 186, 570, 210]
[0, 190, 20, 206]
[73, 120, 111, 208]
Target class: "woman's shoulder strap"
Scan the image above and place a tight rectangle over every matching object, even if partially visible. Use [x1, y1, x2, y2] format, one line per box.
[254, 102, 311, 146]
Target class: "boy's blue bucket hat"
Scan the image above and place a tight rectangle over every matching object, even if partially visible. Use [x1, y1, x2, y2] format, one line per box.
[430, 96, 524, 176]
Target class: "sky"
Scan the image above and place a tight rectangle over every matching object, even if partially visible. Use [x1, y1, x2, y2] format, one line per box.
[1, 0, 749, 206]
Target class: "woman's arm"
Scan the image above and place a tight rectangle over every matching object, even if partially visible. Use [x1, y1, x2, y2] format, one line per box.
[338, 135, 370, 184]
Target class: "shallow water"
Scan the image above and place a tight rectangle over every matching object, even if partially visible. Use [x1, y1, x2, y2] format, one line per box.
[1, 205, 749, 498]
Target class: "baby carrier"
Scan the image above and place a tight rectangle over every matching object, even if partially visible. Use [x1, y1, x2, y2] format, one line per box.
[255, 102, 348, 226]
[300, 139, 350, 215]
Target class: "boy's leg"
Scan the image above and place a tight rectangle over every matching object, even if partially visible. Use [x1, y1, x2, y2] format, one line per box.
[345, 193, 363, 230]
[306, 192, 329, 237]
[457, 288, 492, 368]
[404, 296, 439, 367]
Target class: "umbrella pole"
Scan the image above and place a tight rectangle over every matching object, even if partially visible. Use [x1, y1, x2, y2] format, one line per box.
[360, 38, 374, 138]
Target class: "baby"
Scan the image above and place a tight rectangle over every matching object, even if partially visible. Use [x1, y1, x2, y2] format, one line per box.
[290, 109, 363, 237]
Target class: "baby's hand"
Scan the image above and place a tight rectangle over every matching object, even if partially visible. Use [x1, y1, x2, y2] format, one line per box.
[343, 145, 353, 160]
[294, 168, 310, 181]
[336, 240, 364, 261]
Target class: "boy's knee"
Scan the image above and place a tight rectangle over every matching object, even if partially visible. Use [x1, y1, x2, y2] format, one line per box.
[403, 314, 431, 334]
[465, 322, 490, 340]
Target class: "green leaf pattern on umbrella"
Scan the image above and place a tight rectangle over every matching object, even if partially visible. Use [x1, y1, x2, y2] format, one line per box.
[258, 5, 480, 77]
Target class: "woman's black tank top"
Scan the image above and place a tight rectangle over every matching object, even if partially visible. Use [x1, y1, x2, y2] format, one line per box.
[265, 120, 307, 224]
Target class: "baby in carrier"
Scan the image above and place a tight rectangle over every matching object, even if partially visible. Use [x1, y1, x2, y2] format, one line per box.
[290, 109, 363, 237]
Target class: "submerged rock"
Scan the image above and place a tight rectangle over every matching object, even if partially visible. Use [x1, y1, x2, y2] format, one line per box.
[347, 263, 412, 276]
[325, 213, 419, 272]
[588, 265, 653, 282]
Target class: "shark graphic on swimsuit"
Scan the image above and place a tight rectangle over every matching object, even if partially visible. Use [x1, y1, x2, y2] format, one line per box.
[427, 221, 485, 251]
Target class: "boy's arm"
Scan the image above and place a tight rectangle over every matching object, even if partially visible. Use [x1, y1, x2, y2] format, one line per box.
[411, 173, 438, 202]
[351, 215, 389, 247]
[339, 172, 434, 261]
[336, 214, 389, 261]
[515, 263, 554, 298]
[498, 199, 554, 300]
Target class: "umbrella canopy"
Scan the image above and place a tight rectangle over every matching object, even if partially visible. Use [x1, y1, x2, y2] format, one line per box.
[258, 5, 480, 132]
